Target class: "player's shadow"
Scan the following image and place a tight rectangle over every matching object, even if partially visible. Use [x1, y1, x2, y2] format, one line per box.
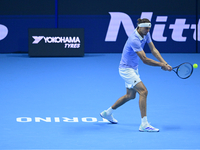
[162, 125, 181, 131]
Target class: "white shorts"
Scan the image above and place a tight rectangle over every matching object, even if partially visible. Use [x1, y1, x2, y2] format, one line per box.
[119, 68, 141, 89]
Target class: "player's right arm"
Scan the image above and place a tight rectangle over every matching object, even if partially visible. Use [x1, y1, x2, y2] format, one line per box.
[136, 50, 169, 70]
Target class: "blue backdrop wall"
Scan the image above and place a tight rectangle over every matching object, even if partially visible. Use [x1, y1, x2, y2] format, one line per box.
[0, 0, 199, 53]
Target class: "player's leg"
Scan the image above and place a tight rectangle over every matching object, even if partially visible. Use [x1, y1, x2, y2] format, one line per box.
[100, 68, 139, 124]
[100, 88, 136, 124]
[133, 81, 147, 118]
[111, 88, 136, 109]
[134, 81, 159, 132]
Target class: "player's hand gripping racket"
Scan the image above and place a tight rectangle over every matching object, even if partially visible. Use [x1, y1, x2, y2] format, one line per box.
[172, 62, 193, 79]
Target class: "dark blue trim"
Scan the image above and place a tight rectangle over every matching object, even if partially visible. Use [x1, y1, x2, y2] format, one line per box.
[196, 0, 198, 53]
[55, 0, 58, 28]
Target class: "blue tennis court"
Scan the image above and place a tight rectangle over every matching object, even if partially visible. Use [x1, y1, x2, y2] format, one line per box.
[0, 53, 200, 150]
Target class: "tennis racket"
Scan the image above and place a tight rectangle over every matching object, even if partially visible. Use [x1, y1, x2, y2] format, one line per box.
[172, 62, 193, 79]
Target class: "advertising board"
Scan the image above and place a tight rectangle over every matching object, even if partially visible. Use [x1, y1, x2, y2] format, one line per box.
[29, 28, 84, 57]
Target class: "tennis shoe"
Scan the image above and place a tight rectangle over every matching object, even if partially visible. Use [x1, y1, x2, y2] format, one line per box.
[100, 110, 118, 124]
[139, 122, 159, 132]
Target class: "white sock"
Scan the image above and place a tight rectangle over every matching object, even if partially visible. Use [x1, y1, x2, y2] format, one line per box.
[141, 116, 148, 125]
[106, 107, 114, 115]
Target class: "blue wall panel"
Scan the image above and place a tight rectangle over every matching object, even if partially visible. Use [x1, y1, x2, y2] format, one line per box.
[59, 14, 197, 53]
[0, 0, 199, 53]
[0, 16, 55, 53]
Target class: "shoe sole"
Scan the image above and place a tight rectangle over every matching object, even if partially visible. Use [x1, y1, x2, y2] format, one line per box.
[139, 129, 159, 132]
[100, 113, 118, 124]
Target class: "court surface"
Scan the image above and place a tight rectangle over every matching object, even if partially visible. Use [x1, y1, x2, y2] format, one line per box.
[0, 53, 200, 150]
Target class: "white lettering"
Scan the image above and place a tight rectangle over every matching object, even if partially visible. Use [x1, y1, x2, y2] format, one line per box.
[191, 19, 200, 41]
[105, 12, 135, 41]
[44, 37, 52, 43]
[55, 117, 60, 122]
[43, 37, 81, 44]
[0, 24, 8, 41]
[75, 37, 80, 43]
[105, 12, 198, 42]
[35, 117, 51, 122]
[98, 118, 110, 123]
[65, 44, 80, 48]
[66, 37, 80, 43]
[16, 117, 111, 123]
[55, 37, 61, 43]
[63, 117, 78, 122]
[16, 117, 32, 122]
[105, 12, 153, 42]
[152, 16, 168, 42]
[82, 117, 97, 122]
[169, 19, 190, 42]
[140, 12, 153, 21]
[33, 36, 82, 48]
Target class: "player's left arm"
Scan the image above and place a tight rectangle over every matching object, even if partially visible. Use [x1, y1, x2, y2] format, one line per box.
[148, 42, 172, 70]
[148, 42, 166, 63]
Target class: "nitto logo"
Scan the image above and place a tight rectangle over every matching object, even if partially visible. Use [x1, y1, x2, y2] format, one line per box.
[32, 36, 81, 48]
[0, 24, 8, 41]
[105, 12, 200, 42]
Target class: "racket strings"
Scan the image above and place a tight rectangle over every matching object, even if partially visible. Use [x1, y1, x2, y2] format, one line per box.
[177, 63, 193, 79]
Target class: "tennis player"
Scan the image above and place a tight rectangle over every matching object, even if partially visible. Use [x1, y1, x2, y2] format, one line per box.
[100, 18, 172, 132]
